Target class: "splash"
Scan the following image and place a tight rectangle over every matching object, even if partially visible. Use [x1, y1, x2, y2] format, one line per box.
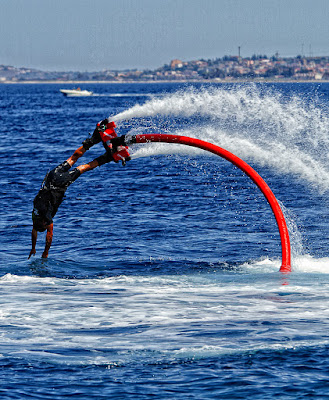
[240, 255, 329, 274]
[112, 85, 329, 192]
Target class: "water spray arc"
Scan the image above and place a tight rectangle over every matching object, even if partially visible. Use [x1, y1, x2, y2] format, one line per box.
[133, 134, 291, 273]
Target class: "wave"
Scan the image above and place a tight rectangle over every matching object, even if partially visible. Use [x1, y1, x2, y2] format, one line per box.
[2, 253, 328, 287]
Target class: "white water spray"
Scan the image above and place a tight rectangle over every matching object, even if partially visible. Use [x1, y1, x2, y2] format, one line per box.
[112, 85, 329, 192]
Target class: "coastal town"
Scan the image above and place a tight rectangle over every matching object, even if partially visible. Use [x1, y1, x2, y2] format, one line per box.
[2, 54, 329, 82]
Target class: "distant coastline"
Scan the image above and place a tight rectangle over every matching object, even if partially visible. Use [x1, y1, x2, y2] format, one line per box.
[2, 55, 329, 83]
[2, 79, 329, 84]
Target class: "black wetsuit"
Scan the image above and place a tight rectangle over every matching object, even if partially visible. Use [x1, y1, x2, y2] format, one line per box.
[32, 161, 81, 225]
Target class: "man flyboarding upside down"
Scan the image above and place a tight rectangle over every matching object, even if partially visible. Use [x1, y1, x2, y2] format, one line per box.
[29, 119, 133, 259]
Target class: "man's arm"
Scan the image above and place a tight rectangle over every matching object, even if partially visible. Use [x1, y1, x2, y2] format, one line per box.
[42, 223, 53, 259]
[28, 228, 38, 259]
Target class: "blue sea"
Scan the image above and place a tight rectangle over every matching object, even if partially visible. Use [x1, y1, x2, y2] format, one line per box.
[0, 81, 329, 399]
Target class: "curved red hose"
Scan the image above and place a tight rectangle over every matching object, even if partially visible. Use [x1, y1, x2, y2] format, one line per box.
[134, 134, 291, 273]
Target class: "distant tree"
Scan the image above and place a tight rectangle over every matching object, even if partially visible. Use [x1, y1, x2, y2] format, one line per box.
[251, 54, 268, 60]
[200, 68, 226, 79]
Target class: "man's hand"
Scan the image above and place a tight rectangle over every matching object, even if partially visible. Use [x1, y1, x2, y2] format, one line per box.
[28, 249, 36, 259]
[41, 251, 49, 259]
[29, 228, 38, 259]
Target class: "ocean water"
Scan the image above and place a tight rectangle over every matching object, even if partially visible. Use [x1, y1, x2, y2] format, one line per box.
[0, 82, 329, 399]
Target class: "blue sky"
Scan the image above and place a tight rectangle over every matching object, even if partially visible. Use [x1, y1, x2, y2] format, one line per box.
[1, 0, 329, 71]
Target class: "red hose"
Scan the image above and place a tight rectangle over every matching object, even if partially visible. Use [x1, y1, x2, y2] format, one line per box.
[134, 134, 291, 273]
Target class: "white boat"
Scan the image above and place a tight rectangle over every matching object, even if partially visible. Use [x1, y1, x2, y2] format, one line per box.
[60, 88, 93, 97]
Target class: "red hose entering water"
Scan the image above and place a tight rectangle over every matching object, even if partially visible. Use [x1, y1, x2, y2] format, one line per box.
[134, 134, 291, 273]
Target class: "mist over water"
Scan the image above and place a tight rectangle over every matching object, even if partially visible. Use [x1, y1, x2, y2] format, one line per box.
[113, 85, 329, 192]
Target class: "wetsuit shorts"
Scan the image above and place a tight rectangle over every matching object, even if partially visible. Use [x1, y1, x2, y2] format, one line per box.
[32, 161, 81, 226]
